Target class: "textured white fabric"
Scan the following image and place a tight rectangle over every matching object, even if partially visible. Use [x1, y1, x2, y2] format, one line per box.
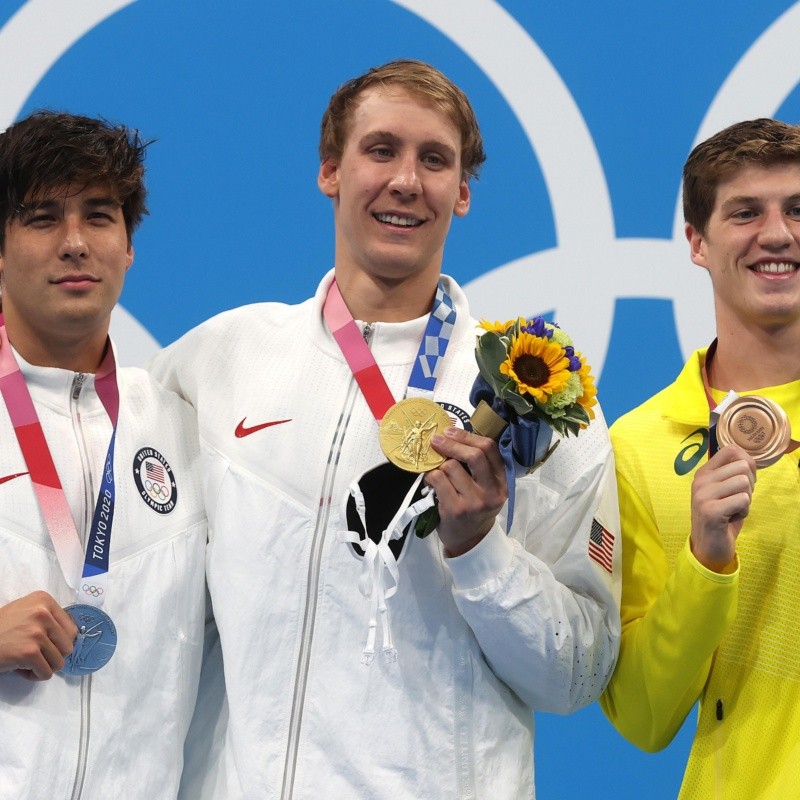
[151, 272, 621, 800]
[0, 346, 207, 800]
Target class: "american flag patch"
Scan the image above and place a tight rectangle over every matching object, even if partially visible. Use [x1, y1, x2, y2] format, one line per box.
[145, 461, 166, 483]
[589, 519, 614, 573]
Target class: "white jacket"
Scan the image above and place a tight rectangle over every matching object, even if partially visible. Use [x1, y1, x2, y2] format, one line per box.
[0, 347, 207, 800]
[151, 273, 620, 800]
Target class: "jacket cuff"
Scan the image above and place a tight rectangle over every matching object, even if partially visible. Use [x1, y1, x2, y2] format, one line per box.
[683, 537, 739, 584]
[446, 522, 514, 590]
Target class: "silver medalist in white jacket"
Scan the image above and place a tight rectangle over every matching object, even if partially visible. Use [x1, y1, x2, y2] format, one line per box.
[151, 273, 621, 800]
[0, 347, 207, 800]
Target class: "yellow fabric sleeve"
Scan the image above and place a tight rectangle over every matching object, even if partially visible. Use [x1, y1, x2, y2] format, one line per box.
[600, 469, 738, 751]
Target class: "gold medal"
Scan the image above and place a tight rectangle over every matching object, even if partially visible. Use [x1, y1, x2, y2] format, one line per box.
[717, 395, 792, 468]
[379, 397, 453, 473]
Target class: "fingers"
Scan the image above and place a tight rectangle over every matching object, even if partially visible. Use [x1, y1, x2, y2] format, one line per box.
[690, 444, 757, 572]
[694, 445, 756, 517]
[429, 426, 505, 486]
[425, 427, 508, 555]
[0, 591, 77, 680]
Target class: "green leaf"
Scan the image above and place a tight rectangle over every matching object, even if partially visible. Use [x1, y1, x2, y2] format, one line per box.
[415, 506, 439, 538]
[475, 333, 509, 394]
[559, 404, 590, 427]
[500, 385, 533, 415]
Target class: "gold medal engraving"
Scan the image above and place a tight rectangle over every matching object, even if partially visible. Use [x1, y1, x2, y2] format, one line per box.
[717, 395, 791, 468]
[379, 398, 453, 473]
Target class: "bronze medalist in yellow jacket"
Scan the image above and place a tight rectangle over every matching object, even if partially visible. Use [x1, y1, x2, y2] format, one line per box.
[601, 347, 800, 800]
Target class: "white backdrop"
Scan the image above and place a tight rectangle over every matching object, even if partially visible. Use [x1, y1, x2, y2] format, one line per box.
[4, 1, 800, 796]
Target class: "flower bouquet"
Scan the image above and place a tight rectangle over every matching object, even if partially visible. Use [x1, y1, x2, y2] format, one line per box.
[472, 315, 596, 437]
[415, 316, 597, 537]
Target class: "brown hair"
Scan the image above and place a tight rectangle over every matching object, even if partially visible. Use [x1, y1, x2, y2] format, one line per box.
[0, 110, 149, 249]
[319, 59, 485, 180]
[683, 118, 800, 234]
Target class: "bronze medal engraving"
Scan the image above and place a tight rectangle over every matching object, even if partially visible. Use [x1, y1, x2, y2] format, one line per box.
[717, 395, 791, 468]
[379, 398, 453, 473]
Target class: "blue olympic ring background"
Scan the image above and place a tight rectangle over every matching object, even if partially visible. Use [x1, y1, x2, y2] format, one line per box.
[4, 1, 800, 796]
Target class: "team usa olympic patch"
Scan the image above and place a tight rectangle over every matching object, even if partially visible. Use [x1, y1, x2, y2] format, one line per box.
[437, 402, 473, 432]
[133, 448, 177, 514]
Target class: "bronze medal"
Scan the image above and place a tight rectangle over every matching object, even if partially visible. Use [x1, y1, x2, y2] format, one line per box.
[379, 397, 453, 473]
[716, 395, 792, 468]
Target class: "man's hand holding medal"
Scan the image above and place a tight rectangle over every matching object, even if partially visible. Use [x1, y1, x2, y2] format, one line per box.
[692, 388, 800, 573]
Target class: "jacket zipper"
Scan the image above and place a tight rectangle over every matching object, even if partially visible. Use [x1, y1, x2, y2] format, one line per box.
[280, 324, 373, 800]
[68, 373, 94, 800]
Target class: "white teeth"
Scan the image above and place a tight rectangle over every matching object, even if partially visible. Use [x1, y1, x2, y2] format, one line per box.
[375, 213, 421, 227]
[753, 262, 797, 274]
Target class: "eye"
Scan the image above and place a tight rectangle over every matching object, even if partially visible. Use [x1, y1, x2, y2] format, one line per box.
[370, 146, 393, 160]
[787, 205, 800, 218]
[87, 210, 117, 224]
[23, 212, 56, 227]
[422, 153, 445, 168]
[731, 209, 757, 221]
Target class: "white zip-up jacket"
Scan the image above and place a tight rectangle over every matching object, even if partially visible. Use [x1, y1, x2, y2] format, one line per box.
[151, 273, 621, 800]
[0, 347, 207, 800]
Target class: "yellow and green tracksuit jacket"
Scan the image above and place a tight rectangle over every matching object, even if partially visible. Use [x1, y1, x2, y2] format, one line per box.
[601, 348, 800, 799]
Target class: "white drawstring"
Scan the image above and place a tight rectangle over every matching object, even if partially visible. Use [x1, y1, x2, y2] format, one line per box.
[337, 473, 435, 665]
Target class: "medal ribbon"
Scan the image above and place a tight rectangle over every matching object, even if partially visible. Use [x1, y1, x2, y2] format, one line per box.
[323, 278, 457, 417]
[324, 278, 455, 664]
[0, 319, 119, 608]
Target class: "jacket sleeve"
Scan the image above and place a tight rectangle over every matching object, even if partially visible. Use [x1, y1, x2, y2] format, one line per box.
[445, 408, 621, 714]
[599, 468, 738, 751]
[148, 335, 200, 406]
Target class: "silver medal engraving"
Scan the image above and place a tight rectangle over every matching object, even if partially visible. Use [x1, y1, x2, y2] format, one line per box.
[61, 604, 117, 676]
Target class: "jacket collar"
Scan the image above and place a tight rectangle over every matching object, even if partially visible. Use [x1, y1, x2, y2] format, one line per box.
[662, 347, 711, 426]
[310, 269, 474, 365]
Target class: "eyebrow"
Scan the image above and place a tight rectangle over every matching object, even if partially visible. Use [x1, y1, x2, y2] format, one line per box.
[21, 196, 120, 214]
[359, 130, 457, 162]
[720, 193, 800, 212]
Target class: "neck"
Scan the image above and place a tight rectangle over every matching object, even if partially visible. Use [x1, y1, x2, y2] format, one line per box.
[708, 323, 800, 390]
[2, 314, 108, 373]
[333, 269, 440, 323]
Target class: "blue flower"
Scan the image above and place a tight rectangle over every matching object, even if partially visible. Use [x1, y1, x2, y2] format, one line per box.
[522, 317, 552, 339]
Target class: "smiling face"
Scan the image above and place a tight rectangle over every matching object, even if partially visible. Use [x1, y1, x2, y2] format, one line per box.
[687, 162, 800, 337]
[318, 88, 470, 299]
[0, 183, 133, 369]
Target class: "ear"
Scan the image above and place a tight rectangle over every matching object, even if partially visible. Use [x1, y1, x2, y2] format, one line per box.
[685, 222, 709, 269]
[318, 158, 340, 199]
[453, 179, 470, 218]
[125, 242, 134, 271]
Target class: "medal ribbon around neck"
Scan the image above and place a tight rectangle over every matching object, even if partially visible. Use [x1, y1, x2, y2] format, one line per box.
[325, 278, 456, 663]
[702, 339, 800, 467]
[324, 279, 457, 473]
[323, 278, 457, 416]
[0, 317, 119, 607]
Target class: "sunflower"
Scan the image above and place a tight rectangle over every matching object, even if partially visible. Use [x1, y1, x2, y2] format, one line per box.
[576, 354, 597, 421]
[499, 332, 571, 403]
[479, 317, 525, 335]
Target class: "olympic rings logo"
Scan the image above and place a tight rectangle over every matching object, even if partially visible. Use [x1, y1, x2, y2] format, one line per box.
[145, 479, 170, 500]
[82, 583, 104, 597]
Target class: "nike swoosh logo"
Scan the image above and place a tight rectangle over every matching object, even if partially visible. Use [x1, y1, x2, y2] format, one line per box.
[0, 472, 29, 485]
[235, 418, 292, 438]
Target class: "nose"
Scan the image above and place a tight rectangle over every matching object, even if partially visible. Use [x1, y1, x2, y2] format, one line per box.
[758, 208, 793, 250]
[59, 217, 88, 260]
[388, 154, 422, 199]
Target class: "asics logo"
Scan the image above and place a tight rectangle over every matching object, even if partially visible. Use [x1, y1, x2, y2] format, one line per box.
[674, 428, 709, 476]
[235, 418, 292, 438]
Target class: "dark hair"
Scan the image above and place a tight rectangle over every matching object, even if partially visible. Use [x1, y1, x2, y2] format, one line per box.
[683, 118, 800, 234]
[319, 59, 485, 180]
[0, 110, 149, 249]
